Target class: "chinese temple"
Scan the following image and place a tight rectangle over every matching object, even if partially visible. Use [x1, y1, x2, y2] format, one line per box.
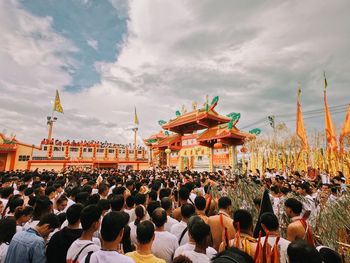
[144, 96, 255, 171]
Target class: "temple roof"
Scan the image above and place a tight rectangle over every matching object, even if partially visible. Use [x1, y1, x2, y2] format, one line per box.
[162, 108, 231, 134]
[197, 124, 255, 146]
[156, 134, 182, 150]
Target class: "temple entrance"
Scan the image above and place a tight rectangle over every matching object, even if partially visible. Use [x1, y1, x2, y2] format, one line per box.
[0, 153, 7, 171]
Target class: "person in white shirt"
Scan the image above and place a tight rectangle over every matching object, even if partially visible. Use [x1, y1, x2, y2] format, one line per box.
[124, 196, 136, 223]
[260, 212, 290, 263]
[81, 211, 133, 263]
[151, 208, 178, 263]
[128, 205, 147, 245]
[67, 205, 102, 263]
[178, 219, 212, 263]
[161, 198, 178, 232]
[171, 204, 195, 246]
[174, 216, 217, 259]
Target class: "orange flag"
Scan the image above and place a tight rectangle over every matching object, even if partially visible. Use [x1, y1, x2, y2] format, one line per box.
[340, 104, 350, 154]
[323, 74, 338, 152]
[296, 86, 308, 149]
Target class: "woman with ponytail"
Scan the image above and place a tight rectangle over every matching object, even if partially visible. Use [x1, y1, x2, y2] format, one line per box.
[129, 205, 146, 245]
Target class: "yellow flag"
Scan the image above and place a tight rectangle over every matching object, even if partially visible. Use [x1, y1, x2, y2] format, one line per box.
[323, 74, 337, 152]
[134, 107, 139, 125]
[296, 86, 308, 149]
[340, 104, 350, 154]
[53, 90, 63, 113]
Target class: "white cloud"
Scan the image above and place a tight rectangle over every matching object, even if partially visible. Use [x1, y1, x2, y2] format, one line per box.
[87, 39, 98, 50]
[1, 0, 350, 146]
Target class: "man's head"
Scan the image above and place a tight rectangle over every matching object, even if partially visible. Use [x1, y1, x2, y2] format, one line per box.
[233, 209, 253, 233]
[80, 205, 102, 232]
[178, 187, 190, 202]
[66, 203, 84, 226]
[110, 195, 125, 211]
[194, 196, 206, 212]
[101, 211, 128, 244]
[190, 220, 211, 249]
[151, 208, 167, 228]
[284, 198, 302, 218]
[218, 196, 232, 214]
[161, 197, 172, 213]
[287, 240, 322, 263]
[36, 213, 60, 237]
[260, 212, 279, 232]
[136, 220, 155, 245]
[181, 204, 195, 221]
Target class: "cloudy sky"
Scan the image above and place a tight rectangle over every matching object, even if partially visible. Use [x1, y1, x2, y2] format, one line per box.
[1, 0, 350, 145]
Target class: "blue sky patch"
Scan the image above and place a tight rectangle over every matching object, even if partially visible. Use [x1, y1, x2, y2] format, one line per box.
[20, 0, 128, 92]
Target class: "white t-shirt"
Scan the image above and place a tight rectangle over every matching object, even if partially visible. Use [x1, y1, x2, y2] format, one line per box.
[260, 236, 290, 263]
[64, 198, 76, 212]
[81, 249, 134, 263]
[170, 221, 188, 246]
[124, 208, 136, 223]
[152, 231, 179, 263]
[164, 216, 178, 232]
[66, 238, 101, 263]
[174, 243, 217, 259]
[0, 243, 9, 263]
[181, 250, 211, 263]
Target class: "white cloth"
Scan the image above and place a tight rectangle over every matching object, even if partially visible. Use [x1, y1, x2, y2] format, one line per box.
[164, 216, 178, 232]
[124, 208, 136, 224]
[181, 250, 211, 263]
[63, 198, 75, 212]
[174, 243, 217, 259]
[170, 221, 188, 246]
[152, 231, 179, 263]
[0, 243, 9, 263]
[260, 236, 290, 263]
[66, 238, 101, 263]
[82, 250, 134, 263]
[23, 220, 39, 230]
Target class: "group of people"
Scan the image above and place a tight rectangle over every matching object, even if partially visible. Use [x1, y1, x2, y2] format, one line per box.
[40, 138, 145, 150]
[0, 167, 347, 263]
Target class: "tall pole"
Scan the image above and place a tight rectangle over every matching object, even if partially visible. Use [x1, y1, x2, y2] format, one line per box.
[47, 121, 53, 142]
[133, 127, 138, 160]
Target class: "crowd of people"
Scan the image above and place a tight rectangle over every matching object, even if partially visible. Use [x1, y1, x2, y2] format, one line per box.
[0, 166, 347, 263]
[40, 138, 145, 150]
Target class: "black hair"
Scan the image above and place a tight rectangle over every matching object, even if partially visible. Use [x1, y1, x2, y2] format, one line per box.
[159, 188, 171, 199]
[101, 211, 127, 242]
[56, 195, 68, 205]
[147, 201, 160, 217]
[76, 192, 89, 206]
[37, 213, 60, 229]
[134, 205, 145, 226]
[181, 204, 195, 219]
[57, 213, 67, 226]
[173, 255, 193, 263]
[0, 217, 16, 244]
[260, 212, 279, 231]
[82, 185, 93, 195]
[98, 183, 109, 195]
[285, 198, 303, 215]
[149, 190, 158, 202]
[318, 246, 342, 263]
[87, 193, 100, 205]
[287, 240, 322, 263]
[45, 186, 56, 196]
[233, 209, 253, 231]
[134, 193, 146, 205]
[126, 195, 135, 208]
[190, 220, 210, 244]
[212, 247, 254, 263]
[136, 220, 154, 244]
[194, 196, 206, 211]
[14, 206, 33, 220]
[67, 203, 84, 225]
[112, 186, 126, 196]
[110, 195, 125, 211]
[218, 196, 232, 210]
[80, 205, 102, 230]
[32, 196, 52, 220]
[151, 208, 167, 228]
[0, 187, 14, 199]
[97, 199, 110, 212]
[179, 187, 190, 201]
[161, 197, 172, 211]
[8, 196, 24, 213]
